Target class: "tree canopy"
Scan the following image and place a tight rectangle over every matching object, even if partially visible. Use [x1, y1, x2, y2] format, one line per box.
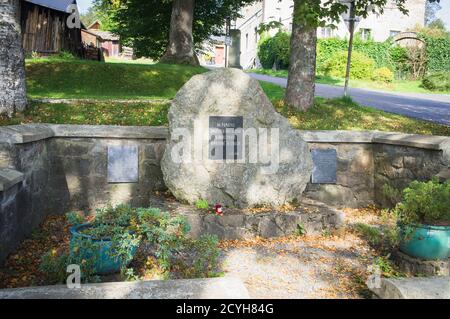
[93, 0, 256, 59]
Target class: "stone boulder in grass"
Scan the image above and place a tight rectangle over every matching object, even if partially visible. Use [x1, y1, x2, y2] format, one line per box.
[161, 68, 312, 208]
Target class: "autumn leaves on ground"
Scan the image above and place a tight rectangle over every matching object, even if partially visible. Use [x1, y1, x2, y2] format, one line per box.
[0, 202, 402, 298]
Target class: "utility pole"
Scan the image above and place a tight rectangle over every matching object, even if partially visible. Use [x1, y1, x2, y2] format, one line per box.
[344, 0, 356, 97]
[225, 17, 231, 68]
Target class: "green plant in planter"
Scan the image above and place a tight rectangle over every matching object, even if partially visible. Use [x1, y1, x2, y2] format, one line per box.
[394, 178, 450, 260]
[394, 178, 450, 225]
[40, 205, 219, 284]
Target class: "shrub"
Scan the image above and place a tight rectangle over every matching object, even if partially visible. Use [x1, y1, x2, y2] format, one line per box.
[394, 179, 450, 225]
[40, 205, 221, 283]
[195, 199, 209, 210]
[422, 72, 450, 91]
[421, 34, 450, 73]
[257, 31, 290, 69]
[372, 67, 394, 83]
[322, 51, 375, 79]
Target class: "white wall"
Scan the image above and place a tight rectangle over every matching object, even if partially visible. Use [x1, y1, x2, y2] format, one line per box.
[235, 0, 426, 69]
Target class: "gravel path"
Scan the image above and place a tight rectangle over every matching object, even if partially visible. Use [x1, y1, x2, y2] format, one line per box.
[219, 210, 380, 299]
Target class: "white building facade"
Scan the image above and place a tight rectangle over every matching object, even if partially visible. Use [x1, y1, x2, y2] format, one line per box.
[234, 0, 426, 69]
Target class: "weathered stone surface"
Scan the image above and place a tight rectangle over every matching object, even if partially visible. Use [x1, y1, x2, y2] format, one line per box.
[392, 251, 450, 277]
[373, 132, 450, 151]
[162, 68, 313, 208]
[370, 276, 450, 299]
[304, 143, 374, 208]
[0, 277, 250, 299]
[0, 168, 24, 191]
[373, 143, 447, 207]
[0, 124, 53, 144]
[168, 198, 344, 240]
[436, 168, 450, 183]
[0, 0, 27, 116]
[49, 124, 169, 140]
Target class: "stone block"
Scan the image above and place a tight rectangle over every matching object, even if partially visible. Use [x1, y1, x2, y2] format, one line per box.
[370, 276, 450, 299]
[0, 277, 250, 299]
[392, 250, 450, 277]
[0, 168, 24, 192]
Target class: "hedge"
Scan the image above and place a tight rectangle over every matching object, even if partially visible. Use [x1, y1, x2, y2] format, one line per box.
[258, 31, 290, 69]
[420, 34, 450, 73]
[257, 32, 450, 77]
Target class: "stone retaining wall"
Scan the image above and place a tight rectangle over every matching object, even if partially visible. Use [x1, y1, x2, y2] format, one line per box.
[0, 124, 449, 262]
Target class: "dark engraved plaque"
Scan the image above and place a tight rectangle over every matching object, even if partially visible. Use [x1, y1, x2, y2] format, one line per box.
[209, 116, 243, 160]
[311, 149, 337, 184]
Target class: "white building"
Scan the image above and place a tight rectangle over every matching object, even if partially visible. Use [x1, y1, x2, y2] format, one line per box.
[233, 0, 426, 69]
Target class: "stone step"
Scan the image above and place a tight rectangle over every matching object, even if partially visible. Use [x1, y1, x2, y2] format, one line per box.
[0, 277, 249, 299]
[370, 276, 450, 299]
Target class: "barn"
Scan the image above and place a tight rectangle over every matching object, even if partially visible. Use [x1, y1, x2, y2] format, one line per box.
[21, 0, 83, 57]
[81, 20, 121, 58]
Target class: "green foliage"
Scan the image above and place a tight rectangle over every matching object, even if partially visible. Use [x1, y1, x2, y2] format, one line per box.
[372, 67, 394, 83]
[40, 205, 221, 284]
[295, 224, 307, 237]
[322, 51, 375, 80]
[40, 238, 101, 284]
[195, 199, 209, 210]
[317, 38, 394, 71]
[257, 31, 291, 69]
[382, 184, 403, 208]
[421, 34, 450, 73]
[65, 211, 85, 226]
[354, 222, 400, 249]
[394, 178, 450, 225]
[94, 0, 257, 59]
[260, 35, 397, 73]
[372, 256, 403, 278]
[182, 235, 221, 278]
[422, 72, 450, 91]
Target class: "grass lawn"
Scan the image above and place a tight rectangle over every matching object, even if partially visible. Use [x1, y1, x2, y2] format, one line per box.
[251, 69, 450, 95]
[0, 101, 170, 126]
[260, 82, 450, 136]
[1, 59, 447, 135]
[26, 58, 206, 100]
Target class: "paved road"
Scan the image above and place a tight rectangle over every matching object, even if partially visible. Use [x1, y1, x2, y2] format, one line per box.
[249, 73, 450, 126]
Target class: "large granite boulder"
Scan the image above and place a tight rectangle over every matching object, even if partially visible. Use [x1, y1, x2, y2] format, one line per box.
[161, 68, 313, 208]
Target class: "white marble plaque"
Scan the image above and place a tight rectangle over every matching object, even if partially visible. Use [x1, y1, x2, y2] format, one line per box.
[107, 145, 139, 183]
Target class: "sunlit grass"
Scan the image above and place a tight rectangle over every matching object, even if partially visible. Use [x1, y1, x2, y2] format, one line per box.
[249, 69, 450, 95]
[26, 59, 207, 100]
[2, 61, 447, 136]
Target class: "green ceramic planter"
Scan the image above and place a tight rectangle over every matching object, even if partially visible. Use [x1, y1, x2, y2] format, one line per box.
[399, 224, 450, 261]
[70, 224, 138, 275]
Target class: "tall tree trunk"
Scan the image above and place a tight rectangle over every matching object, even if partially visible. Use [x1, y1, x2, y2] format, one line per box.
[160, 0, 199, 65]
[284, 2, 317, 111]
[0, 0, 27, 116]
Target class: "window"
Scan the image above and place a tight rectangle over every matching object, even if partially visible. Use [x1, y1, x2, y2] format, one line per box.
[360, 28, 371, 40]
[321, 27, 334, 38]
[390, 30, 400, 37]
[245, 33, 249, 50]
[254, 27, 258, 44]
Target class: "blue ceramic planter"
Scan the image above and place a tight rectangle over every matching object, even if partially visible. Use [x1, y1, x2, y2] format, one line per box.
[70, 224, 138, 275]
[399, 224, 450, 261]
